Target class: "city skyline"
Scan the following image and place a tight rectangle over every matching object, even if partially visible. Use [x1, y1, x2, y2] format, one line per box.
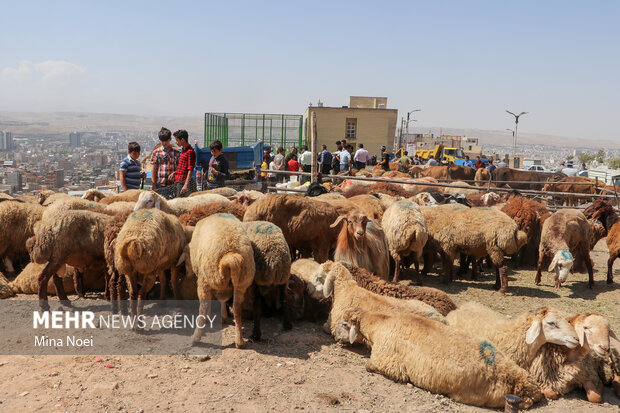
[1, 1, 619, 141]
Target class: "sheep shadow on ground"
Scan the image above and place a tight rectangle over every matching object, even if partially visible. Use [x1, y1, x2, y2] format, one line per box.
[403, 268, 561, 298]
[238, 319, 334, 361]
[566, 279, 620, 300]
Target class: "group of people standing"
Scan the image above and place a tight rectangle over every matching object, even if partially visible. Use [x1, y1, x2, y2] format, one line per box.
[119, 127, 229, 198]
[261, 139, 391, 183]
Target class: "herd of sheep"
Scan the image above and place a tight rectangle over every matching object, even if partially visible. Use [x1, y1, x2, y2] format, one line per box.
[0, 167, 619, 409]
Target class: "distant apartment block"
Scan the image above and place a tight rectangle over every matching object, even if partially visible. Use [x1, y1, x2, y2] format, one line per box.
[45, 169, 65, 188]
[0, 131, 14, 150]
[5, 171, 22, 192]
[69, 132, 83, 148]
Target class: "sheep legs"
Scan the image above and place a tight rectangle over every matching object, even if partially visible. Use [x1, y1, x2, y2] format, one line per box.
[38, 260, 64, 310]
[3, 257, 15, 275]
[584, 252, 594, 289]
[607, 252, 617, 284]
[191, 298, 212, 346]
[52, 274, 70, 304]
[535, 253, 547, 285]
[392, 258, 401, 283]
[73, 268, 85, 298]
[232, 288, 246, 348]
[280, 284, 292, 331]
[497, 265, 509, 294]
[251, 284, 263, 341]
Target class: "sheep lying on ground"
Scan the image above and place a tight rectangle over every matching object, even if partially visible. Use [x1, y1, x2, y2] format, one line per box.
[0, 272, 15, 299]
[310, 261, 445, 338]
[465, 192, 502, 207]
[381, 200, 428, 283]
[133, 190, 231, 216]
[189, 213, 255, 348]
[536, 209, 594, 288]
[501, 196, 551, 266]
[10, 262, 105, 295]
[342, 182, 412, 199]
[345, 264, 456, 316]
[289, 258, 331, 321]
[114, 209, 186, 318]
[333, 308, 542, 409]
[0, 201, 44, 275]
[443, 181, 480, 196]
[331, 210, 389, 280]
[234, 190, 265, 207]
[242, 220, 292, 340]
[179, 202, 247, 226]
[446, 302, 579, 370]
[410, 192, 438, 206]
[420, 206, 526, 292]
[28, 209, 111, 307]
[528, 313, 616, 403]
[243, 194, 340, 262]
[189, 187, 238, 198]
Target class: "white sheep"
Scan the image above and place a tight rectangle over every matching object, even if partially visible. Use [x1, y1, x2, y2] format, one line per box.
[114, 209, 187, 318]
[333, 307, 543, 409]
[189, 213, 255, 348]
[133, 190, 231, 216]
[446, 301, 579, 370]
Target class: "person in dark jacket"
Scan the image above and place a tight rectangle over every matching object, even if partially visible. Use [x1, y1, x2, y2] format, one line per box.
[207, 140, 229, 188]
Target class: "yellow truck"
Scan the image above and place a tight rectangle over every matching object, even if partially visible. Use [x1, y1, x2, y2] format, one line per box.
[414, 144, 466, 165]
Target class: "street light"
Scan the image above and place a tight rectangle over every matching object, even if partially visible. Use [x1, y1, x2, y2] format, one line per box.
[505, 110, 528, 155]
[406, 109, 421, 143]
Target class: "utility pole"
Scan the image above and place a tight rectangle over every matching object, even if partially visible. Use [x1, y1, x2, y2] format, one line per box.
[405, 109, 421, 151]
[505, 110, 528, 155]
[310, 112, 317, 183]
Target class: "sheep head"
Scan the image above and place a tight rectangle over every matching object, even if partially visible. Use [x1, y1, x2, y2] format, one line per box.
[548, 250, 574, 286]
[412, 192, 437, 206]
[317, 261, 353, 299]
[330, 210, 369, 241]
[134, 191, 162, 211]
[333, 308, 361, 345]
[570, 313, 616, 358]
[525, 308, 579, 349]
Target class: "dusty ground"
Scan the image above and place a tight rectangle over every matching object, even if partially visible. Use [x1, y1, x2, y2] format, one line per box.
[0, 239, 619, 412]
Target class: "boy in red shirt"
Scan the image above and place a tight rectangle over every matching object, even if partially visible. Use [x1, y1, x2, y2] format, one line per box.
[173, 129, 196, 197]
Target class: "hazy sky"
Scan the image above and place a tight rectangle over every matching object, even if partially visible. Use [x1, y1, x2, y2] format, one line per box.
[1, 1, 618, 140]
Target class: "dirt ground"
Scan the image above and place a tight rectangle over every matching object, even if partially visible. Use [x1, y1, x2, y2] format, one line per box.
[0, 239, 619, 412]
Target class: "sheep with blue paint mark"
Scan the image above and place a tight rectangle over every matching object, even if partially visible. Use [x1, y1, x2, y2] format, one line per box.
[241, 220, 292, 340]
[536, 209, 594, 288]
[332, 307, 543, 409]
[381, 199, 428, 283]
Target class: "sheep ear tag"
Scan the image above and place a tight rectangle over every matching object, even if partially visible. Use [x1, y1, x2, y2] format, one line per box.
[525, 320, 542, 344]
[561, 250, 573, 260]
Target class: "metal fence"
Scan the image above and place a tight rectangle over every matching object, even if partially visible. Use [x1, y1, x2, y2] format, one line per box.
[204, 113, 303, 148]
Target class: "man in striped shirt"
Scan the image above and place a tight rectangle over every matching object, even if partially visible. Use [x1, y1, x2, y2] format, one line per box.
[119, 142, 145, 191]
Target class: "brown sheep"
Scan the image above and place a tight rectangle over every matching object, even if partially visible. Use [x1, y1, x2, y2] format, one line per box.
[474, 167, 490, 186]
[0, 201, 44, 275]
[536, 209, 594, 288]
[243, 194, 340, 263]
[347, 194, 385, 219]
[542, 177, 602, 207]
[345, 264, 456, 316]
[331, 210, 390, 280]
[583, 200, 620, 284]
[179, 202, 246, 226]
[501, 196, 551, 265]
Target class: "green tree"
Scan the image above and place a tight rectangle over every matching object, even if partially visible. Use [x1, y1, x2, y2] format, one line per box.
[577, 152, 595, 164]
[596, 149, 605, 163]
[608, 158, 620, 169]
[566, 155, 574, 160]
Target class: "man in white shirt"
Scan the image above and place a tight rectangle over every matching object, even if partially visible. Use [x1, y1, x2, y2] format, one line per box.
[339, 146, 352, 172]
[353, 143, 371, 170]
[298, 145, 313, 183]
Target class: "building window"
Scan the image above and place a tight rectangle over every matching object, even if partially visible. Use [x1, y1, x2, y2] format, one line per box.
[346, 118, 357, 139]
